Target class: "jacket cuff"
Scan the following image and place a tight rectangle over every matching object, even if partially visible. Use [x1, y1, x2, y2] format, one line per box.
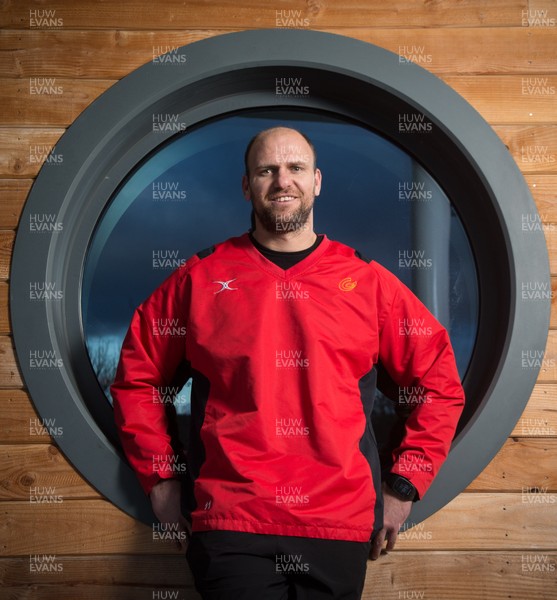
[390, 458, 434, 500]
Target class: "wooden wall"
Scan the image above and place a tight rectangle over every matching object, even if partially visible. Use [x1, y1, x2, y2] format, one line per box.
[1, 1, 556, 598]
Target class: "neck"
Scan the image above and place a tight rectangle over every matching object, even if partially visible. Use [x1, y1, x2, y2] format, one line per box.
[251, 223, 317, 252]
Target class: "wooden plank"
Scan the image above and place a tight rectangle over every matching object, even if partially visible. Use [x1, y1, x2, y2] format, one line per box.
[526, 175, 557, 224]
[493, 126, 557, 175]
[0, 389, 55, 445]
[0, 499, 177, 555]
[1, 492, 556, 555]
[365, 551, 557, 600]
[0, 390, 51, 444]
[0, 128, 64, 178]
[2, 75, 557, 127]
[0, 78, 113, 127]
[530, 0, 557, 25]
[361, 26, 557, 76]
[394, 492, 557, 551]
[532, 330, 557, 383]
[1, 553, 197, 600]
[0, 335, 24, 388]
[1, 552, 556, 600]
[0, 554, 194, 586]
[0, 282, 7, 335]
[551, 278, 557, 329]
[0, 444, 100, 501]
[442, 75, 557, 125]
[1, 26, 556, 79]
[545, 228, 557, 277]
[0, 180, 30, 229]
[511, 384, 557, 436]
[0, 30, 219, 79]
[466, 438, 557, 491]
[0, 587, 199, 600]
[0, 0, 529, 29]
[0, 230, 14, 280]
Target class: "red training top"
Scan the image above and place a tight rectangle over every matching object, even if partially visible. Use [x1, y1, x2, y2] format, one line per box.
[111, 233, 465, 542]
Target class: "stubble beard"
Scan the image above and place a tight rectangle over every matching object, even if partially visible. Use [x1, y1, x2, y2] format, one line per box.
[253, 195, 314, 235]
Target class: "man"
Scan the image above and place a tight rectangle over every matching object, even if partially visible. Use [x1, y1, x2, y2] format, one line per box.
[111, 126, 465, 599]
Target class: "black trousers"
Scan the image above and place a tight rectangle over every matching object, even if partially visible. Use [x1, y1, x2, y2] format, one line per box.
[186, 530, 371, 599]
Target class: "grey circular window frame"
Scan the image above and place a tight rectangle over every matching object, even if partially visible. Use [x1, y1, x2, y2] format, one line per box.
[10, 29, 550, 526]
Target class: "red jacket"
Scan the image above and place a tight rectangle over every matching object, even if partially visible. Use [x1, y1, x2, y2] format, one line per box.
[111, 233, 464, 542]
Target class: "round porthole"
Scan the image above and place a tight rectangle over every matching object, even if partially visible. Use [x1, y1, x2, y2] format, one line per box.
[10, 29, 550, 525]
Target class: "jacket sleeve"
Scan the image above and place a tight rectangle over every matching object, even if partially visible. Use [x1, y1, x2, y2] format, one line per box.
[374, 263, 465, 500]
[110, 262, 193, 495]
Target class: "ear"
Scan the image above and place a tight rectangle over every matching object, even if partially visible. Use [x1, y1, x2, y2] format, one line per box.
[313, 168, 322, 197]
[242, 174, 251, 201]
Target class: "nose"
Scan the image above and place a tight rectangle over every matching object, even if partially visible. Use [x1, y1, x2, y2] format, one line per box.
[273, 166, 292, 189]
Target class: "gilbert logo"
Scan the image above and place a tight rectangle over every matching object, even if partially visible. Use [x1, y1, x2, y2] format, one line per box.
[213, 279, 237, 294]
[339, 277, 357, 291]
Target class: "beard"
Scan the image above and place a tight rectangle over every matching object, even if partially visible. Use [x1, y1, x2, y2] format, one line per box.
[253, 197, 314, 235]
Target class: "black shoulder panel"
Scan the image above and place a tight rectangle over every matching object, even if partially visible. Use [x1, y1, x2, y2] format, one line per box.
[354, 249, 371, 263]
[196, 245, 216, 260]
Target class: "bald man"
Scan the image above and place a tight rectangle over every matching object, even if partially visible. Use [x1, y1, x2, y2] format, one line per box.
[112, 126, 464, 599]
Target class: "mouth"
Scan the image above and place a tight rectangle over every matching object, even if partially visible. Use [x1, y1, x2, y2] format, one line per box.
[269, 195, 297, 203]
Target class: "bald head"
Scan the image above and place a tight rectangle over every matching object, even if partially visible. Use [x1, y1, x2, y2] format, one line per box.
[244, 127, 317, 175]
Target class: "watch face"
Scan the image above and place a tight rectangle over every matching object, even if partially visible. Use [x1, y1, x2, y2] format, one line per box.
[396, 480, 413, 496]
[391, 476, 415, 499]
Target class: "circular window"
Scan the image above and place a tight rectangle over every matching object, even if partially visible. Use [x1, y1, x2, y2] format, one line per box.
[10, 30, 549, 525]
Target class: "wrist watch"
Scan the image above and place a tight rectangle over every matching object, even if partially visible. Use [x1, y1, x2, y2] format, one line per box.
[385, 473, 417, 502]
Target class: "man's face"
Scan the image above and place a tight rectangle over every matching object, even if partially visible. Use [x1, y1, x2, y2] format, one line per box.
[242, 128, 322, 235]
